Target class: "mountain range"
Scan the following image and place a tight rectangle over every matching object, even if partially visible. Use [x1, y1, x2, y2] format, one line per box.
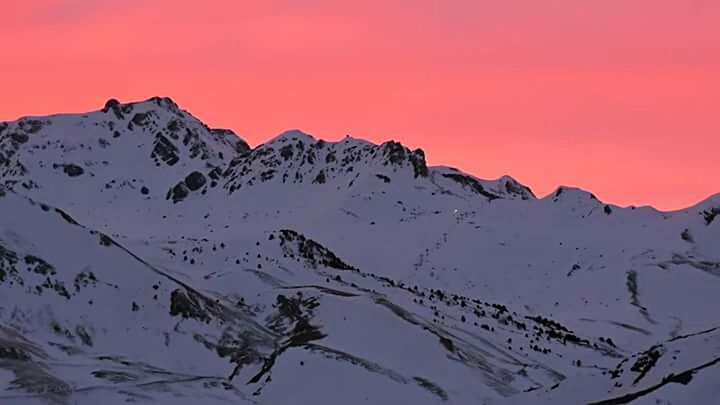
[1, 97, 719, 404]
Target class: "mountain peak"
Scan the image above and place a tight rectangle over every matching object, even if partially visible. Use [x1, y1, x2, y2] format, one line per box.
[0, 97, 249, 210]
[541, 186, 609, 214]
[498, 175, 536, 199]
[101, 96, 180, 115]
[221, 131, 432, 194]
[549, 186, 600, 202]
[99, 96, 251, 155]
[266, 129, 317, 145]
[99, 96, 183, 123]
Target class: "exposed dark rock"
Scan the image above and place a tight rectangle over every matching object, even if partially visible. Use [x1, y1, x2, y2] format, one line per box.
[626, 271, 641, 308]
[151, 134, 180, 166]
[280, 145, 294, 160]
[208, 167, 222, 180]
[167, 119, 182, 133]
[413, 377, 449, 401]
[504, 178, 535, 199]
[590, 356, 720, 405]
[238, 293, 325, 386]
[312, 170, 326, 184]
[73, 271, 97, 291]
[102, 99, 121, 113]
[376, 174, 391, 183]
[76, 326, 93, 346]
[10, 133, 29, 144]
[184, 171, 206, 191]
[19, 119, 44, 134]
[209, 128, 250, 154]
[235, 139, 250, 154]
[54, 208, 80, 225]
[0, 346, 30, 361]
[261, 170, 275, 181]
[169, 289, 210, 322]
[102, 99, 120, 112]
[438, 336, 455, 352]
[99, 233, 113, 246]
[148, 96, 179, 111]
[43, 278, 71, 299]
[604, 205, 613, 215]
[215, 332, 265, 379]
[24, 255, 55, 276]
[130, 113, 149, 126]
[277, 229, 356, 270]
[0, 246, 18, 284]
[630, 346, 664, 384]
[442, 173, 501, 200]
[62, 164, 84, 177]
[167, 182, 189, 203]
[140, 186, 149, 195]
[92, 370, 138, 383]
[383, 141, 406, 164]
[409, 149, 429, 177]
[102, 99, 125, 119]
[701, 207, 720, 225]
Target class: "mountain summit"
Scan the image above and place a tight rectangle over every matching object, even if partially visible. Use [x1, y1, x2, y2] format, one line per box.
[1, 98, 719, 404]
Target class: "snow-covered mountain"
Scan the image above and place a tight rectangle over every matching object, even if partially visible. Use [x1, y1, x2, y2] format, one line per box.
[1, 97, 718, 404]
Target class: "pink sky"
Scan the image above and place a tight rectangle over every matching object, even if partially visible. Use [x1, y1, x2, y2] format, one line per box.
[2, 1, 719, 209]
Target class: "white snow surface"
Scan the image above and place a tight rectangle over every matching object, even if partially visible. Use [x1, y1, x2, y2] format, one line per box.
[0, 97, 719, 404]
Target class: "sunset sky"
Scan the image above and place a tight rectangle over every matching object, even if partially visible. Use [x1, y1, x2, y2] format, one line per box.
[2, 1, 718, 210]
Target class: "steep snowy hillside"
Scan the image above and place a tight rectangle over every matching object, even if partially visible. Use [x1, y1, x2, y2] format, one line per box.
[1, 98, 718, 404]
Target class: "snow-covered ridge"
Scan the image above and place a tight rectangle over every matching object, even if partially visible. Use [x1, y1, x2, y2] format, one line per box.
[221, 127, 537, 205]
[1, 98, 719, 404]
[1, 98, 535, 208]
[3, 96, 716, 210]
[222, 129, 429, 192]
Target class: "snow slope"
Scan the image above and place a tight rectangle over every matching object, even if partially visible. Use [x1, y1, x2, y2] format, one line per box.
[1, 97, 718, 404]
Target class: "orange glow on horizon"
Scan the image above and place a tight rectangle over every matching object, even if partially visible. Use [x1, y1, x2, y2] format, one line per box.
[2, 1, 719, 210]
